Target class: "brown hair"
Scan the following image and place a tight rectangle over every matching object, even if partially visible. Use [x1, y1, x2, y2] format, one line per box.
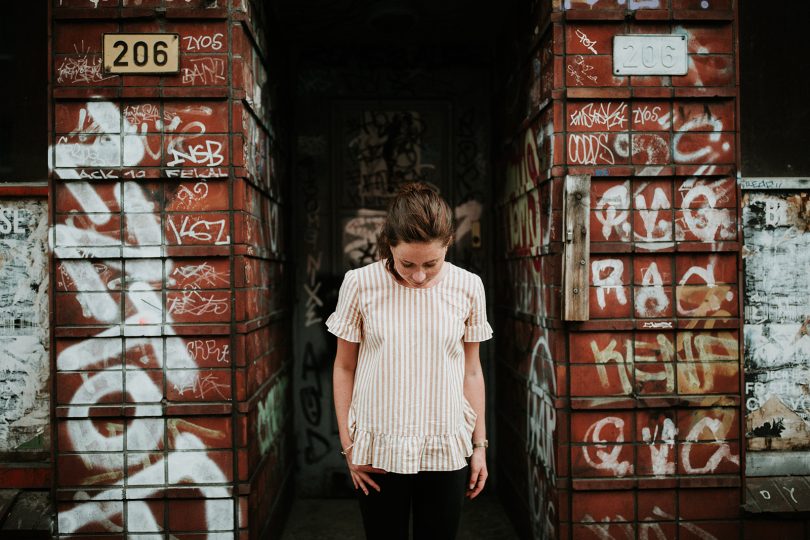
[377, 182, 455, 276]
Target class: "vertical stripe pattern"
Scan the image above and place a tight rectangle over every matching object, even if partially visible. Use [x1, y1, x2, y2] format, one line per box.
[326, 260, 493, 474]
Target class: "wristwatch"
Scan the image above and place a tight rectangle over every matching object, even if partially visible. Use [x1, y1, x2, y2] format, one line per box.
[472, 439, 488, 449]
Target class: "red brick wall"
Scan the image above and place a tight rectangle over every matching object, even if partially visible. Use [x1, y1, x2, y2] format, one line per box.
[50, 1, 291, 538]
[490, 1, 791, 538]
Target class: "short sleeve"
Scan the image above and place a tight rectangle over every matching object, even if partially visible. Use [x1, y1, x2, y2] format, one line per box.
[326, 270, 363, 343]
[463, 275, 493, 342]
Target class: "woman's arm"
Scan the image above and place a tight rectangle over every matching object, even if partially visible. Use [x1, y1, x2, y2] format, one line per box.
[463, 341, 487, 499]
[333, 337, 384, 494]
[333, 337, 359, 453]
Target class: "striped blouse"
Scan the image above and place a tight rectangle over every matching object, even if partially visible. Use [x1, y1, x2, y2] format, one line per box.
[326, 260, 493, 474]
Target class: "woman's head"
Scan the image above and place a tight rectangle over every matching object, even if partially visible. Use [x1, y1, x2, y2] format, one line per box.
[377, 182, 455, 287]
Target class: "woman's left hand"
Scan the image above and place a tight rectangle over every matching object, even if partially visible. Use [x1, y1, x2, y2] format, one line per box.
[466, 448, 488, 499]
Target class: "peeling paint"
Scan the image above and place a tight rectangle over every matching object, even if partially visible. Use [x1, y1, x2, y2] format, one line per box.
[0, 200, 49, 451]
[744, 191, 810, 452]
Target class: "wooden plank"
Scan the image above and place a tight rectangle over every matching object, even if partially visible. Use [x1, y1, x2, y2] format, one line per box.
[747, 451, 810, 476]
[563, 174, 590, 321]
[744, 476, 810, 513]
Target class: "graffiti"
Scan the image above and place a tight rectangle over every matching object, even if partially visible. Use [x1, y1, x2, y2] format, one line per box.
[167, 139, 225, 167]
[50, 107, 235, 536]
[58, 434, 232, 535]
[505, 257, 545, 319]
[635, 262, 670, 317]
[591, 259, 627, 309]
[581, 411, 738, 478]
[454, 200, 482, 244]
[506, 189, 542, 255]
[642, 418, 676, 476]
[257, 374, 289, 456]
[455, 108, 483, 194]
[527, 331, 557, 478]
[632, 133, 671, 165]
[633, 106, 663, 126]
[298, 330, 329, 462]
[592, 178, 734, 243]
[743, 191, 810, 452]
[505, 127, 541, 200]
[185, 339, 230, 364]
[568, 133, 628, 166]
[635, 184, 672, 243]
[56, 42, 114, 85]
[675, 259, 735, 317]
[642, 321, 672, 329]
[569, 102, 628, 131]
[343, 210, 385, 269]
[575, 29, 598, 55]
[183, 33, 225, 51]
[567, 55, 598, 86]
[594, 183, 631, 241]
[304, 253, 323, 327]
[168, 290, 229, 316]
[167, 216, 230, 245]
[181, 57, 226, 86]
[584, 329, 739, 397]
[529, 459, 556, 540]
[53, 100, 225, 179]
[0, 201, 49, 452]
[299, 155, 323, 327]
[582, 417, 633, 477]
[582, 506, 718, 540]
[346, 110, 436, 206]
[681, 416, 740, 474]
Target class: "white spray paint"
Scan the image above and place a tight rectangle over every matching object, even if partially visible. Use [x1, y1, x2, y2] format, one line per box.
[582, 416, 634, 477]
[591, 259, 627, 309]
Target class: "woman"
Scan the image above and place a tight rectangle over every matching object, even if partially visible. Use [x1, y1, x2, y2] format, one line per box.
[328, 182, 492, 539]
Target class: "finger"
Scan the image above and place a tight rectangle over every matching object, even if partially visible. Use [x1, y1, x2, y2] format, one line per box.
[358, 471, 381, 493]
[469, 473, 487, 499]
[468, 468, 480, 490]
[350, 472, 359, 490]
[354, 474, 369, 495]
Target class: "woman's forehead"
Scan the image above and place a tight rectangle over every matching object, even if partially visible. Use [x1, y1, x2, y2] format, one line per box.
[391, 241, 447, 262]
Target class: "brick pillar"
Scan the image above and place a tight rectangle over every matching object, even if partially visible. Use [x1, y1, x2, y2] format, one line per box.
[50, 1, 291, 538]
[497, 1, 742, 538]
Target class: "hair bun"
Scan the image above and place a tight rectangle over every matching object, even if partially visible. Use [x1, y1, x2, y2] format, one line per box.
[396, 181, 437, 197]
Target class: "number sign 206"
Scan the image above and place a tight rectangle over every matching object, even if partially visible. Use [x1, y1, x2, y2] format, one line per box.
[613, 35, 687, 76]
[103, 34, 179, 74]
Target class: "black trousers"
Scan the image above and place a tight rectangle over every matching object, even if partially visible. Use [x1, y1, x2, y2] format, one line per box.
[356, 466, 468, 540]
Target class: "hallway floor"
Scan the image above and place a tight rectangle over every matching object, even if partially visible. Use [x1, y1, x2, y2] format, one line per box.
[280, 494, 520, 540]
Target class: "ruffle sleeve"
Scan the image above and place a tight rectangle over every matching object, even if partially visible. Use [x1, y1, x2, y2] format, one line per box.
[325, 269, 363, 343]
[463, 274, 493, 342]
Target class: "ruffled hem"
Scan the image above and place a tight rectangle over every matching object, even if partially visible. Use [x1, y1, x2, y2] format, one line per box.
[326, 312, 362, 343]
[349, 400, 478, 474]
[463, 322, 493, 342]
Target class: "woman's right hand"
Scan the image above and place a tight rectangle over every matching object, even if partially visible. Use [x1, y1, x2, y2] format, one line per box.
[345, 450, 386, 495]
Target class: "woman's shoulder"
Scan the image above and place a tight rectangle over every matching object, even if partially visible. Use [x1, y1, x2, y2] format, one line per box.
[347, 260, 389, 285]
[443, 262, 485, 292]
[445, 262, 482, 282]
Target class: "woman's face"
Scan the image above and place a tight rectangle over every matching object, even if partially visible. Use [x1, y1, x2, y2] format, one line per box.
[390, 240, 448, 288]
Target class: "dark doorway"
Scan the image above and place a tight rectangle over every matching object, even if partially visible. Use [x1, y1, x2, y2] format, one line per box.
[272, 2, 517, 535]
